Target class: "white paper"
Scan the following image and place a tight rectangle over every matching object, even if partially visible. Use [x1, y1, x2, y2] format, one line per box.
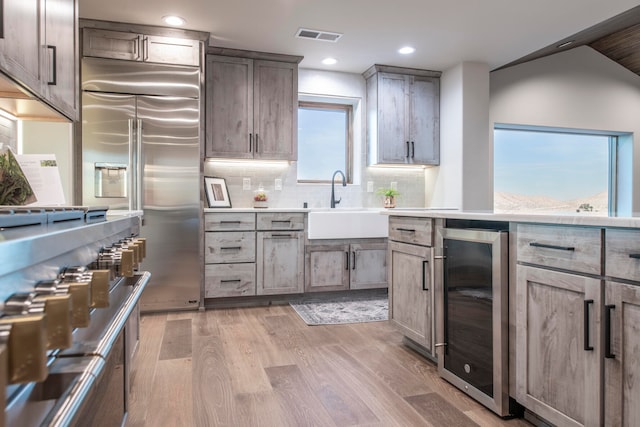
[14, 154, 66, 206]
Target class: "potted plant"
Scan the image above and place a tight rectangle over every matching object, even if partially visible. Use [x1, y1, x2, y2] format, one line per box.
[376, 188, 400, 208]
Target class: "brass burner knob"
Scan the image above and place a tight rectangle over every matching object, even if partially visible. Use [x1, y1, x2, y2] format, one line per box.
[0, 314, 48, 384]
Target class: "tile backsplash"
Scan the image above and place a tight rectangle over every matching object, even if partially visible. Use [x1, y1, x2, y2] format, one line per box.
[204, 161, 426, 209]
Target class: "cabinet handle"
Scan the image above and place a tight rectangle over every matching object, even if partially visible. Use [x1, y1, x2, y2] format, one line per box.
[255, 134, 259, 153]
[406, 141, 410, 158]
[605, 304, 616, 359]
[220, 221, 241, 224]
[271, 220, 291, 224]
[47, 45, 57, 85]
[345, 251, 349, 270]
[143, 36, 149, 61]
[352, 251, 356, 270]
[0, 3, 4, 39]
[132, 35, 139, 60]
[271, 234, 294, 238]
[529, 242, 575, 251]
[411, 141, 415, 159]
[584, 299, 594, 351]
[629, 254, 640, 259]
[396, 228, 416, 233]
[422, 260, 429, 291]
[220, 279, 241, 283]
[249, 133, 253, 152]
[220, 246, 242, 250]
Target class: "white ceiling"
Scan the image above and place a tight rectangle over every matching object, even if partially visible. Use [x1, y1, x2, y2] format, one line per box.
[78, 0, 639, 74]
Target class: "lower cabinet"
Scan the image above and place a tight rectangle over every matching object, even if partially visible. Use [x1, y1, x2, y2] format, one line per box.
[604, 280, 640, 427]
[305, 240, 387, 292]
[388, 241, 432, 349]
[516, 265, 602, 427]
[256, 231, 305, 295]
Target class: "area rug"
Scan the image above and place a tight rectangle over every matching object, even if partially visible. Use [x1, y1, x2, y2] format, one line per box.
[290, 294, 388, 326]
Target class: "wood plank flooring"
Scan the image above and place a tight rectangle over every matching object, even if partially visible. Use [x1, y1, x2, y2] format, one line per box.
[126, 305, 532, 427]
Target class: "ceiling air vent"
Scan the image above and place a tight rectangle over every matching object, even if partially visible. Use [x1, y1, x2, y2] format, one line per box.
[295, 28, 342, 43]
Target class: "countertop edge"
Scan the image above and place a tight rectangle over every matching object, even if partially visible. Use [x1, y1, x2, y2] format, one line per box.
[381, 209, 640, 228]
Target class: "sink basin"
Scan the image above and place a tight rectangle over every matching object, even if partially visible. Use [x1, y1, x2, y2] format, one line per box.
[307, 209, 388, 239]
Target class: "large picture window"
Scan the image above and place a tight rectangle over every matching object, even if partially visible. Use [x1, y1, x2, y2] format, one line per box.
[297, 101, 352, 183]
[494, 126, 618, 216]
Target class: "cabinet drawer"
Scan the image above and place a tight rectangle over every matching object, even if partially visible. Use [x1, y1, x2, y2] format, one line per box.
[388, 216, 432, 246]
[516, 224, 602, 275]
[204, 213, 255, 231]
[605, 228, 640, 282]
[205, 264, 255, 298]
[205, 231, 255, 263]
[257, 212, 305, 230]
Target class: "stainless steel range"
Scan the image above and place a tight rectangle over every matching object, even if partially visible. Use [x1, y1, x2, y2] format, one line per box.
[0, 210, 149, 426]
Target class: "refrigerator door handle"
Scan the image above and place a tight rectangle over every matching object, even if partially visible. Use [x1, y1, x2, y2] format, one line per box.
[128, 119, 135, 211]
[136, 119, 143, 211]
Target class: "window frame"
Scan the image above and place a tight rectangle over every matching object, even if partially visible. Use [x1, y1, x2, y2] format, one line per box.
[297, 100, 353, 184]
[493, 124, 620, 216]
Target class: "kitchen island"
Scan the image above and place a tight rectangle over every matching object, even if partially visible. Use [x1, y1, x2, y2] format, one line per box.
[382, 209, 640, 426]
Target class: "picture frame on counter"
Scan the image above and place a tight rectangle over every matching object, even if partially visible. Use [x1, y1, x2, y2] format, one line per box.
[204, 176, 232, 208]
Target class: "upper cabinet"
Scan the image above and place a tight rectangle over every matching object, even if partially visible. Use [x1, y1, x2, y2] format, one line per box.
[0, 0, 41, 92]
[0, 0, 79, 121]
[364, 65, 441, 166]
[43, 0, 78, 120]
[83, 28, 200, 67]
[205, 49, 302, 160]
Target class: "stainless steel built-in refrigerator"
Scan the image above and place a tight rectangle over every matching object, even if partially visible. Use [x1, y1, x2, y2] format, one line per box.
[81, 57, 201, 312]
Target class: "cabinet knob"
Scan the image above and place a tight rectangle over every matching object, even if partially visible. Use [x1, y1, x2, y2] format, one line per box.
[0, 314, 48, 384]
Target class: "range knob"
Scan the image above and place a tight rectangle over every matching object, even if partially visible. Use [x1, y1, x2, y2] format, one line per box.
[90, 245, 134, 278]
[0, 314, 48, 384]
[37, 278, 90, 329]
[60, 266, 111, 309]
[110, 243, 135, 277]
[4, 292, 72, 350]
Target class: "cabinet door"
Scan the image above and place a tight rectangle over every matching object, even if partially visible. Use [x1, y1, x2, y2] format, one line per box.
[409, 75, 439, 164]
[378, 72, 408, 164]
[0, 0, 41, 93]
[350, 242, 387, 290]
[257, 231, 304, 295]
[43, 0, 78, 120]
[82, 28, 142, 61]
[205, 56, 253, 158]
[388, 241, 431, 348]
[604, 281, 640, 427]
[516, 266, 602, 427]
[144, 35, 199, 66]
[305, 244, 350, 292]
[253, 60, 297, 160]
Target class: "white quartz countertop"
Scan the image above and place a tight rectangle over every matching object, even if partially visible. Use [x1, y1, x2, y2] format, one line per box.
[382, 209, 640, 228]
[204, 208, 309, 213]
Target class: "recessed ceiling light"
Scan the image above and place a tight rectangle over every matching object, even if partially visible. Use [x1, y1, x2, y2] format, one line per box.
[556, 40, 574, 49]
[322, 57, 337, 65]
[162, 15, 186, 26]
[398, 46, 415, 55]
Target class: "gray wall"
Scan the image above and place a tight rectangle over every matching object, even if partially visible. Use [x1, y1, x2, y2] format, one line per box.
[490, 46, 640, 215]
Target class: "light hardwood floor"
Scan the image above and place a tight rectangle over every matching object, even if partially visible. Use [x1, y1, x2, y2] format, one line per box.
[126, 305, 532, 427]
